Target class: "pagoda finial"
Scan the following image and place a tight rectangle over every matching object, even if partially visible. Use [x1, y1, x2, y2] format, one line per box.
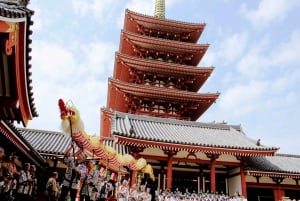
[154, 0, 165, 18]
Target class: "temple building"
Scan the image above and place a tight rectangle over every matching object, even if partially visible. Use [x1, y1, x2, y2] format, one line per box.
[100, 1, 300, 200]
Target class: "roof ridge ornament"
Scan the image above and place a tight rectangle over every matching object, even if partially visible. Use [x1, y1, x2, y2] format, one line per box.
[154, 0, 165, 18]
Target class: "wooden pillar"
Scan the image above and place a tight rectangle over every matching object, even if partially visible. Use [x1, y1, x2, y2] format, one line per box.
[210, 158, 216, 193]
[236, 156, 248, 197]
[240, 162, 247, 197]
[206, 154, 219, 193]
[273, 178, 284, 201]
[274, 189, 285, 201]
[167, 156, 173, 190]
[164, 150, 177, 191]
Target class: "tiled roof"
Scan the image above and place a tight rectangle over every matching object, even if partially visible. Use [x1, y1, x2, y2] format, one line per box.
[18, 128, 129, 158]
[247, 154, 300, 174]
[111, 111, 279, 155]
[18, 128, 71, 156]
[0, 1, 31, 17]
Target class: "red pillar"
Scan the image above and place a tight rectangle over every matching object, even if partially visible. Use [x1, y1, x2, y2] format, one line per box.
[240, 163, 247, 197]
[210, 157, 216, 193]
[167, 156, 173, 190]
[206, 154, 219, 194]
[274, 188, 285, 201]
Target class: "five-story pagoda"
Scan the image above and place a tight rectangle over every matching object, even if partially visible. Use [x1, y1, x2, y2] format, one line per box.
[101, 0, 219, 137]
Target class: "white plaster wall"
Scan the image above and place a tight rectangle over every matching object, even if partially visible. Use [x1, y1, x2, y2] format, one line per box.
[228, 175, 241, 196]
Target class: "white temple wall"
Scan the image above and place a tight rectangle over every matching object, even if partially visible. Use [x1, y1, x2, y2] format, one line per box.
[227, 167, 242, 196]
[228, 175, 242, 196]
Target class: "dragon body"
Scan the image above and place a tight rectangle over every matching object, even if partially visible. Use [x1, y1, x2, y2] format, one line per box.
[58, 98, 154, 180]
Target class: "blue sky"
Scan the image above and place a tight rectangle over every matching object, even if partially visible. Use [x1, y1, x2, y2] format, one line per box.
[24, 0, 300, 155]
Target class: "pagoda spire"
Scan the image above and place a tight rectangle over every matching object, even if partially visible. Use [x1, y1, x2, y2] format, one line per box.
[154, 0, 165, 18]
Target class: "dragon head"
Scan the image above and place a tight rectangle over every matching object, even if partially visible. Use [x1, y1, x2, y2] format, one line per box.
[58, 98, 84, 135]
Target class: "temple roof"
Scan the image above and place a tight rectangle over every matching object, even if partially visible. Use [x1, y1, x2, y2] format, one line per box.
[247, 154, 300, 178]
[124, 9, 205, 43]
[111, 111, 279, 156]
[114, 53, 214, 92]
[17, 127, 129, 159]
[0, 1, 38, 126]
[0, 0, 29, 6]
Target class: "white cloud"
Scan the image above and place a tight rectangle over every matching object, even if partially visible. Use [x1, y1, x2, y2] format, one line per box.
[237, 29, 300, 80]
[32, 40, 77, 81]
[80, 42, 116, 76]
[71, 0, 116, 24]
[201, 32, 248, 67]
[240, 0, 300, 29]
[270, 30, 300, 67]
[236, 37, 270, 79]
[219, 80, 269, 117]
[220, 32, 248, 64]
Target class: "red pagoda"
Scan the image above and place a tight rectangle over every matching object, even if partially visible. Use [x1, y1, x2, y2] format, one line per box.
[102, 6, 219, 136]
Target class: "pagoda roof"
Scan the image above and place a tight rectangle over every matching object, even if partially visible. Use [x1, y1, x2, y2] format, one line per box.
[120, 30, 208, 66]
[247, 154, 300, 179]
[108, 78, 219, 120]
[0, 2, 38, 126]
[114, 53, 214, 92]
[111, 111, 279, 157]
[109, 78, 218, 101]
[124, 9, 206, 43]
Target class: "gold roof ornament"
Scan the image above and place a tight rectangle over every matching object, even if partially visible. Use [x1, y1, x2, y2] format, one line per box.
[154, 0, 165, 18]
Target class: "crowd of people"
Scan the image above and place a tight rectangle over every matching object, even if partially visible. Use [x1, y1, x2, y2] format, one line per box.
[3, 143, 293, 201]
[1, 143, 248, 201]
[0, 146, 38, 201]
[45, 142, 154, 201]
[0, 141, 247, 201]
[157, 189, 247, 201]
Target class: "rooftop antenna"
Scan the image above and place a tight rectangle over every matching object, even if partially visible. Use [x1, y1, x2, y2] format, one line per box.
[154, 0, 165, 18]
